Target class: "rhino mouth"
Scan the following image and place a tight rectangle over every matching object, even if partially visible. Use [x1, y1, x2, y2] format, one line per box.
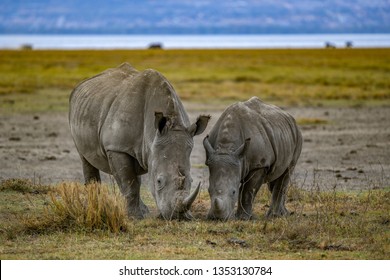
[207, 212, 234, 221]
[157, 182, 201, 221]
[207, 198, 235, 221]
[158, 210, 194, 221]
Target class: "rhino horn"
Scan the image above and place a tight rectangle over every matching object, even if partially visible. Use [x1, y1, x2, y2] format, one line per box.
[214, 197, 224, 213]
[234, 138, 251, 157]
[203, 135, 215, 154]
[183, 182, 201, 210]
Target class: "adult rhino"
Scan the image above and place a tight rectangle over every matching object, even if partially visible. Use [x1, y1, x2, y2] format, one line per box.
[69, 63, 209, 220]
[203, 97, 302, 220]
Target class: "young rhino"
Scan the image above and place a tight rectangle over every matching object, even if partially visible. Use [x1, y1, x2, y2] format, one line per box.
[203, 97, 302, 220]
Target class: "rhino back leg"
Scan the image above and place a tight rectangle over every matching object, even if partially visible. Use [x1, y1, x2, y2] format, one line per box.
[80, 155, 101, 184]
[107, 151, 149, 219]
[236, 170, 265, 220]
[267, 167, 292, 218]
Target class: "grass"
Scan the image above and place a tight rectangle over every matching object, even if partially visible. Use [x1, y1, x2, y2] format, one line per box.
[1, 48, 390, 113]
[0, 179, 389, 259]
[49, 182, 129, 233]
[1, 48, 389, 259]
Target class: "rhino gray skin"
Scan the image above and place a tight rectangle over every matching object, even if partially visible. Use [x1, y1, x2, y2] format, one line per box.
[203, 97, 302, 220]
[69, 63, 209, 220]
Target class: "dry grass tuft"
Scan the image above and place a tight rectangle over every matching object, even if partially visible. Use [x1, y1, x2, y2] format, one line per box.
[48, 182, 129, 233]
[3, 182, 130, 238]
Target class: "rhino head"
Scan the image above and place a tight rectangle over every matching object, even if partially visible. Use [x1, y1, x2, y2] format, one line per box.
[150, 112, 209, 220]
[203, 136, 250, 220]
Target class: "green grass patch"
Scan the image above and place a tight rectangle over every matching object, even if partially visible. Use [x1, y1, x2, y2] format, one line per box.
[296, 118, 329, 126]
[1, 49, 390, 113]
[0, 179, 389, 259]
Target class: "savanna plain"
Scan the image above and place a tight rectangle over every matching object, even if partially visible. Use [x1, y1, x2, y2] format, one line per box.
[0, 49, 389, 259]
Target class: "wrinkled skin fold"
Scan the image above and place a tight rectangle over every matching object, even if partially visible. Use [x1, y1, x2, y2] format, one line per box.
[204, 97, 302, 220]
[69, 63, 209, 220]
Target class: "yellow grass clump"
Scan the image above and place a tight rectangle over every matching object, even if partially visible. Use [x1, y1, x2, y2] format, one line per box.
[49, 182, 129, 233]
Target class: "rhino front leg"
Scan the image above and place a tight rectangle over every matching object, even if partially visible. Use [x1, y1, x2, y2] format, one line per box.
[107, 151, 149, 219]
[80, 155, 101, 184]
[267, 168, 291, 218]
[236, 170, 264, 220]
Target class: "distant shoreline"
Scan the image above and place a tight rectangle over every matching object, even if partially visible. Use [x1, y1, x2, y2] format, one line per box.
[1, 34, 390, 50]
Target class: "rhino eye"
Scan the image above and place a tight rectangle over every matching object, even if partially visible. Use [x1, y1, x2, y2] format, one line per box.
[156, 175, 165, 190]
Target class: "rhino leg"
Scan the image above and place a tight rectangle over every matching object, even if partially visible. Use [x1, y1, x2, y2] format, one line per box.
[236, 170, 264, 220]
[107, 151, 149, 219]
[80, 155, 101, 184]
[266, 168, 291, 218]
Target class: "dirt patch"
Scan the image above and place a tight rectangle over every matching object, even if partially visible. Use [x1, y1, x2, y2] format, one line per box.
[0, 104, 389, 191]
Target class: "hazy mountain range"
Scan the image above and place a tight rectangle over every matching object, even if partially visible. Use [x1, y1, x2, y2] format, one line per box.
[1, 0, 389, 34]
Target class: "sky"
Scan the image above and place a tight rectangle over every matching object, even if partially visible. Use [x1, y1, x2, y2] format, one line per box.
[1, 0, 389, 34]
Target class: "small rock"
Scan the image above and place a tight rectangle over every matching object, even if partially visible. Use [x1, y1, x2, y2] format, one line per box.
[44, 156, 57, 161]
[206, 240, 217, 246]
[9, 137, 21, 141]
[366, 144, 378, 148]
[227, 238, 248, 248]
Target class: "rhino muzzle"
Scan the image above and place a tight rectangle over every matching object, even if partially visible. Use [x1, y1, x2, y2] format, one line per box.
[159, 182, 201, 220]
[208, 197, 234, 221]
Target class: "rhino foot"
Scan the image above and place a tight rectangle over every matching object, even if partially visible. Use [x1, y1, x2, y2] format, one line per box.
[236, 211, 258, 221]
[127, 201, 149, 220]
[266, 206, 289, 219]
[127, 210, 145, 220]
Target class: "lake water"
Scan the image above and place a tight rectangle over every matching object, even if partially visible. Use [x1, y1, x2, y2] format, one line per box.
[1, 34, 389, 49]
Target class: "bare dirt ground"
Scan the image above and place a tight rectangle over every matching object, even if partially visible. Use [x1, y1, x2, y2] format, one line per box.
[1, 104, 389, 192]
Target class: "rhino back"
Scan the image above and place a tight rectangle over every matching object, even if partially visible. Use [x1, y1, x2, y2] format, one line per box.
[69, 63, 189, 173]
[244, 97, 301, 179]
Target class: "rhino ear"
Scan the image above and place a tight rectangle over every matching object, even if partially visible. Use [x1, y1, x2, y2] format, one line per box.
[234, 138, 251, 157]
[155, 112, 168, 134]
[188, 115, 210, 137]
